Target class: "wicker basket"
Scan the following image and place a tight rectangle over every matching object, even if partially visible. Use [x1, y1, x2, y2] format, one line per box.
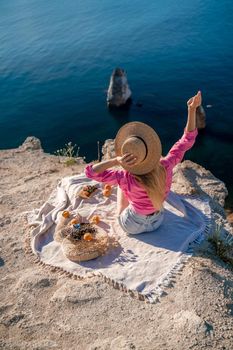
[55, 222, 109, 262]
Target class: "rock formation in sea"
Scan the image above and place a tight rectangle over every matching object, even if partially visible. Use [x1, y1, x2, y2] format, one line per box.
[196, 105, 206, 129]
[107, 68, 132, 107]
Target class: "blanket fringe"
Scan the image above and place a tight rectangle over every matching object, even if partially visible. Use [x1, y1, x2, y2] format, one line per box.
[23, 195, 213, 304]
[23, 218, 155, 303]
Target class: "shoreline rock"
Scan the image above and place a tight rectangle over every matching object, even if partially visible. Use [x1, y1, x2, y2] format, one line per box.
[18, 136, 43, 152]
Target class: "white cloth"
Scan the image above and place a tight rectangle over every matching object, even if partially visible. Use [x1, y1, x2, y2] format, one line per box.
[26, 173, 211, 302]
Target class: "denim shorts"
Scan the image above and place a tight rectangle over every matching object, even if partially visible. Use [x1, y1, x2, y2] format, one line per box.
[118, 206, 164, 235]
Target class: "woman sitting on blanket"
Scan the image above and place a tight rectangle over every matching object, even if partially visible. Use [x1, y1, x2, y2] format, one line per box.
[85, 91, 202, 235]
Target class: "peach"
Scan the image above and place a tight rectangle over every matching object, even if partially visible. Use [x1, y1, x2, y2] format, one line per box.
[103, 189, 111, 197]
[62, 211, 70, 218]
[83, 233, 94, 241]
[70, 218, 80, 225]
[90, 215, 100, 225]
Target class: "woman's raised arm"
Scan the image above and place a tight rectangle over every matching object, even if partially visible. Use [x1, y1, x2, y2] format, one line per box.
[161, 91, 201, 170]
[185, 91, 202, 132]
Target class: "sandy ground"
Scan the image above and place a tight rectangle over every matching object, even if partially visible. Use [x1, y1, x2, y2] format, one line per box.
[0, 141, 232, 350]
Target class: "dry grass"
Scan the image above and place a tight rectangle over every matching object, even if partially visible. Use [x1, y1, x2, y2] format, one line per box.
[208, 223, 233, 266]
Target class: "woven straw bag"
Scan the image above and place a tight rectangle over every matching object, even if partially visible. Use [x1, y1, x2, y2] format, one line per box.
[55, 223, 109, 262]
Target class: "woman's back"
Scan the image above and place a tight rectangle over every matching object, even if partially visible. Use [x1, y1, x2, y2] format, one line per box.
[85, 127, 198, 214]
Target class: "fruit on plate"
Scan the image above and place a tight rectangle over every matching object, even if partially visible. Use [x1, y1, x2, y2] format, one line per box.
[62, 211, 70, 218]
[83, 233, 94, 241]
[90, 215, 100, 225]
[78, 185, 98, 199]
[83, 185, 97, 194]
[104, 184, 112, 191]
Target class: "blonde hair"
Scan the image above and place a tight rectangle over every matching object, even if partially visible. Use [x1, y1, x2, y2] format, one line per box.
[135, 163, 166, 210]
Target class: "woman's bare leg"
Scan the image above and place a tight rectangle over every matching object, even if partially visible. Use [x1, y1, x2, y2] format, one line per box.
[117, 186, 129, 215]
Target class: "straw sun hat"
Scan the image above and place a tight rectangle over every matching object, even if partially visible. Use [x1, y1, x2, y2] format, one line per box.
[115, 121, 162, 175]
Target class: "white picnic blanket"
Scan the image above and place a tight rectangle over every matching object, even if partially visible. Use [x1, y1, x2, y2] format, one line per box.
[25, 173, 211, 303]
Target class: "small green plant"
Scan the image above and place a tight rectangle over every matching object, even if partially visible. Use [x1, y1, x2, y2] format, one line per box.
[54, 142, 81, 166]
[208, 222, 233, 266]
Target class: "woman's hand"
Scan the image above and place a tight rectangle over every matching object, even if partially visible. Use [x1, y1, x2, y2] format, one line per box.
[116, 153, 138, 168]
[92, 153, 137, 174]
[187, 91, 202, 110]
[185, 91, 202, 132]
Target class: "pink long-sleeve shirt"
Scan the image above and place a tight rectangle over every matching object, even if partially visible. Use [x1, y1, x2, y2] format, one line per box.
[85, 128, 198, 215]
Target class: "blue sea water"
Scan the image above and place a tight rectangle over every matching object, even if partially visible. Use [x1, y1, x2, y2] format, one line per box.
[0, 0, 233, 206]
